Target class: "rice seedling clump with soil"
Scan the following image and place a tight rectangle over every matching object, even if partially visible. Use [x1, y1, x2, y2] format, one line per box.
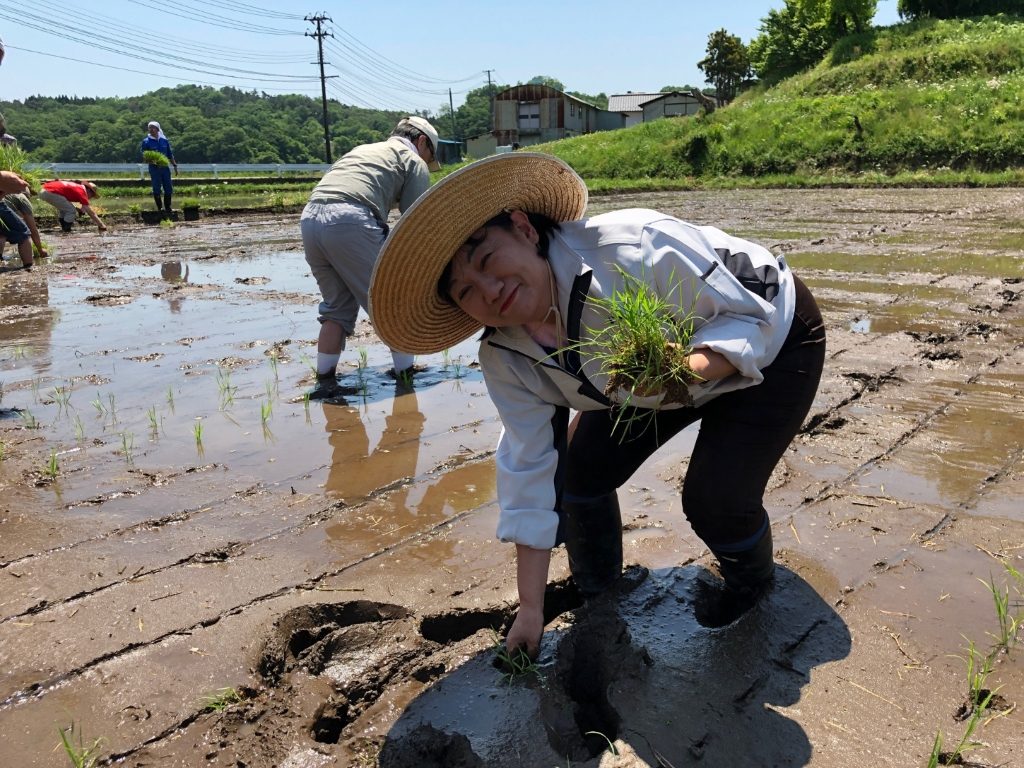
[583, 268, 701, 411]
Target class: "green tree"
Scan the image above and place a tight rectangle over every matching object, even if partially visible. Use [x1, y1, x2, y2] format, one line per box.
[749, 0, 879, 84]
[526, 75, 566, 91]
[749, 1, 835, 84]
[697, 29, 752, 105]
[0, 85, 420, 163]
[438, 83, 507, 140]
[567, 91, 608, 109]
[803, 0, 878, 34]
[898, 0, 1024, 17]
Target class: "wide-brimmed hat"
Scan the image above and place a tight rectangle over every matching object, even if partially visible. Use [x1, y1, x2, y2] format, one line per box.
[369, 152, 587, 354]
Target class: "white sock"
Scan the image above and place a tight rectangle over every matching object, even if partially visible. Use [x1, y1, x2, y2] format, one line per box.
[391, 351, 414, 373]
[317, 352, 340, 376]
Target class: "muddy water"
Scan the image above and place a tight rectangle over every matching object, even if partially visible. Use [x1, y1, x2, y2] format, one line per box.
[0, 189, 1022, 768]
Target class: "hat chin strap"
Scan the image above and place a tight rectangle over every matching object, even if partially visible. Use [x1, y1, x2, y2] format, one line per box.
[525, 261, 565, 364]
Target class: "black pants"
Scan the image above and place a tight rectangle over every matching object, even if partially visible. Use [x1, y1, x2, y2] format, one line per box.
[563, 276, 826, 550]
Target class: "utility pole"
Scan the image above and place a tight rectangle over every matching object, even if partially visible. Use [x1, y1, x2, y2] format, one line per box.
[484, 69, 495, 132]
[305, 14, 335, 163]
[448, 88, 457, 140]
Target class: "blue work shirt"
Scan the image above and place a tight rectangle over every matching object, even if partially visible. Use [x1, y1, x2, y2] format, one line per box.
[141, 135, 175, 165]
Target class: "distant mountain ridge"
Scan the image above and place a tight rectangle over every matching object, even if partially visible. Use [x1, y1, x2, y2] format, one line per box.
[1, 84, 408, 164]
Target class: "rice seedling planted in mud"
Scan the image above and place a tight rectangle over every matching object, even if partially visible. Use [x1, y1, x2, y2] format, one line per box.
[44, 449, 59, 480]
[985, 567, 1023, 652]
[395, 368, 414, 388]
[268, 353, 279, 381]
[120, 432, 135, 464]
[52, 384, 72, 414]
[20, 410, 38, 429]
[927, 686, 998, 768]
[58, 722, 103, 768]
[927, 565, 1024, 767]
[450, 355, 464, 379]
[73, 415, 86, 442]
[357, 347, 369, 370]
[490, 630, 539, 685]
[216, 367, 236, 409]
[91, 393, 106, 417]
[166, 385, 175, 411]
[193, 421, 204, 448]
[199, 687, 243, 712]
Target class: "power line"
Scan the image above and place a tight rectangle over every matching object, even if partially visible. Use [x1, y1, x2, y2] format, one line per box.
[124, 0, 301, 35]
[4, 44, 322, 94]
[331, 26, 481, 86]
[3, 9, 317, 82]
[191, 0, 300, 20]
[28, 0, 309, 64]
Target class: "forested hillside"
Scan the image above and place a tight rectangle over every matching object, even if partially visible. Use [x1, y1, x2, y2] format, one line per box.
[0, 85, 409, 163]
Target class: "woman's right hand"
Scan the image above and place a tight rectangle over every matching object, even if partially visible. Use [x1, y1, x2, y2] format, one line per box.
[505, 603, 544, 659]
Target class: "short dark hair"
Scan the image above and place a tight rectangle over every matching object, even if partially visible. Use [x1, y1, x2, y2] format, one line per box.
[436, 210, 560, 306]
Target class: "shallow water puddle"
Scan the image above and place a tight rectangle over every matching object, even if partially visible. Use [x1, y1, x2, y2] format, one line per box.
[114, 252, 317, 295]
[1, 261, 494, 532]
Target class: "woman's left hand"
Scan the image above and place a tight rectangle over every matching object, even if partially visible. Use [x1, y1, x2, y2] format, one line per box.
[505, 604, 544, 660]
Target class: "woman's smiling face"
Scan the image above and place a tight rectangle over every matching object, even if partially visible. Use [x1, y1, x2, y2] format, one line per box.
[446, 210, 553, 329]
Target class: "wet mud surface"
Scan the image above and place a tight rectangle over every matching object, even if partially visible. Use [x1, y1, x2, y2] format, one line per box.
[0, 189, 1022, 767]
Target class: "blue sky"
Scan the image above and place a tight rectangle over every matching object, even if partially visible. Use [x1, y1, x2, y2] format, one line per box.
[1, 0, 901, 113]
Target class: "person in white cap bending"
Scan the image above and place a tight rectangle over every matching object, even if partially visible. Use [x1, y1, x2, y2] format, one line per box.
[300, 116, 441, 399]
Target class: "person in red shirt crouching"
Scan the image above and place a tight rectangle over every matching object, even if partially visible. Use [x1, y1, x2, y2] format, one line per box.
[39, 179, 107, 232]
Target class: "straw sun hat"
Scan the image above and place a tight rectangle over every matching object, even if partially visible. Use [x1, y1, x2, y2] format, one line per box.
[369, 152, 588, 354]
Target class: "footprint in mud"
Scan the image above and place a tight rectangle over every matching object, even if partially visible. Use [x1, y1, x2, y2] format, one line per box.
[256, 600, 413, 685]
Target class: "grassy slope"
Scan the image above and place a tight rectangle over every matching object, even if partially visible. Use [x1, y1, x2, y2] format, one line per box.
[530, 16, 1024, 187]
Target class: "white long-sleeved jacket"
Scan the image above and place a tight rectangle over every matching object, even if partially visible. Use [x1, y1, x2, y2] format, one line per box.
[479, 209, 796, 549]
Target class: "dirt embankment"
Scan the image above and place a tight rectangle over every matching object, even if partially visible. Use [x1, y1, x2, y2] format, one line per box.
[0, 188, 1022, 767]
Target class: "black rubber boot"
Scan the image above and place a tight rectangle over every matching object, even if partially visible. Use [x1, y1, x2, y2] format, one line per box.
[696, 525, 774, 628]
[562, 493, 623, 598]
[153, 193, 162, 211]
[164, 193, 173, 212]
[712, 524, 775, 595]
[308, 372, 343, 401]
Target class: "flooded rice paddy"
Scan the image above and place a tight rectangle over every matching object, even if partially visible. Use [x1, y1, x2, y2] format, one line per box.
[0, 187, 1022, 767]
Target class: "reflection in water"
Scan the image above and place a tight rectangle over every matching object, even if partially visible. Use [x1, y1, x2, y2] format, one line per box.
[0, 276, 57, 374]
[160, 261, 189, 314]
[160, 261, 190, 284]
[324, 388, 425, 503]
[323, 389, 497, 565]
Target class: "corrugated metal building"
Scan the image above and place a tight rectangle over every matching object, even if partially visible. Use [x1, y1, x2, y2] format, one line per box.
[640, 91, 703, 122]
[607, 93, 662, 127]
[467, 84, 624, 157]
